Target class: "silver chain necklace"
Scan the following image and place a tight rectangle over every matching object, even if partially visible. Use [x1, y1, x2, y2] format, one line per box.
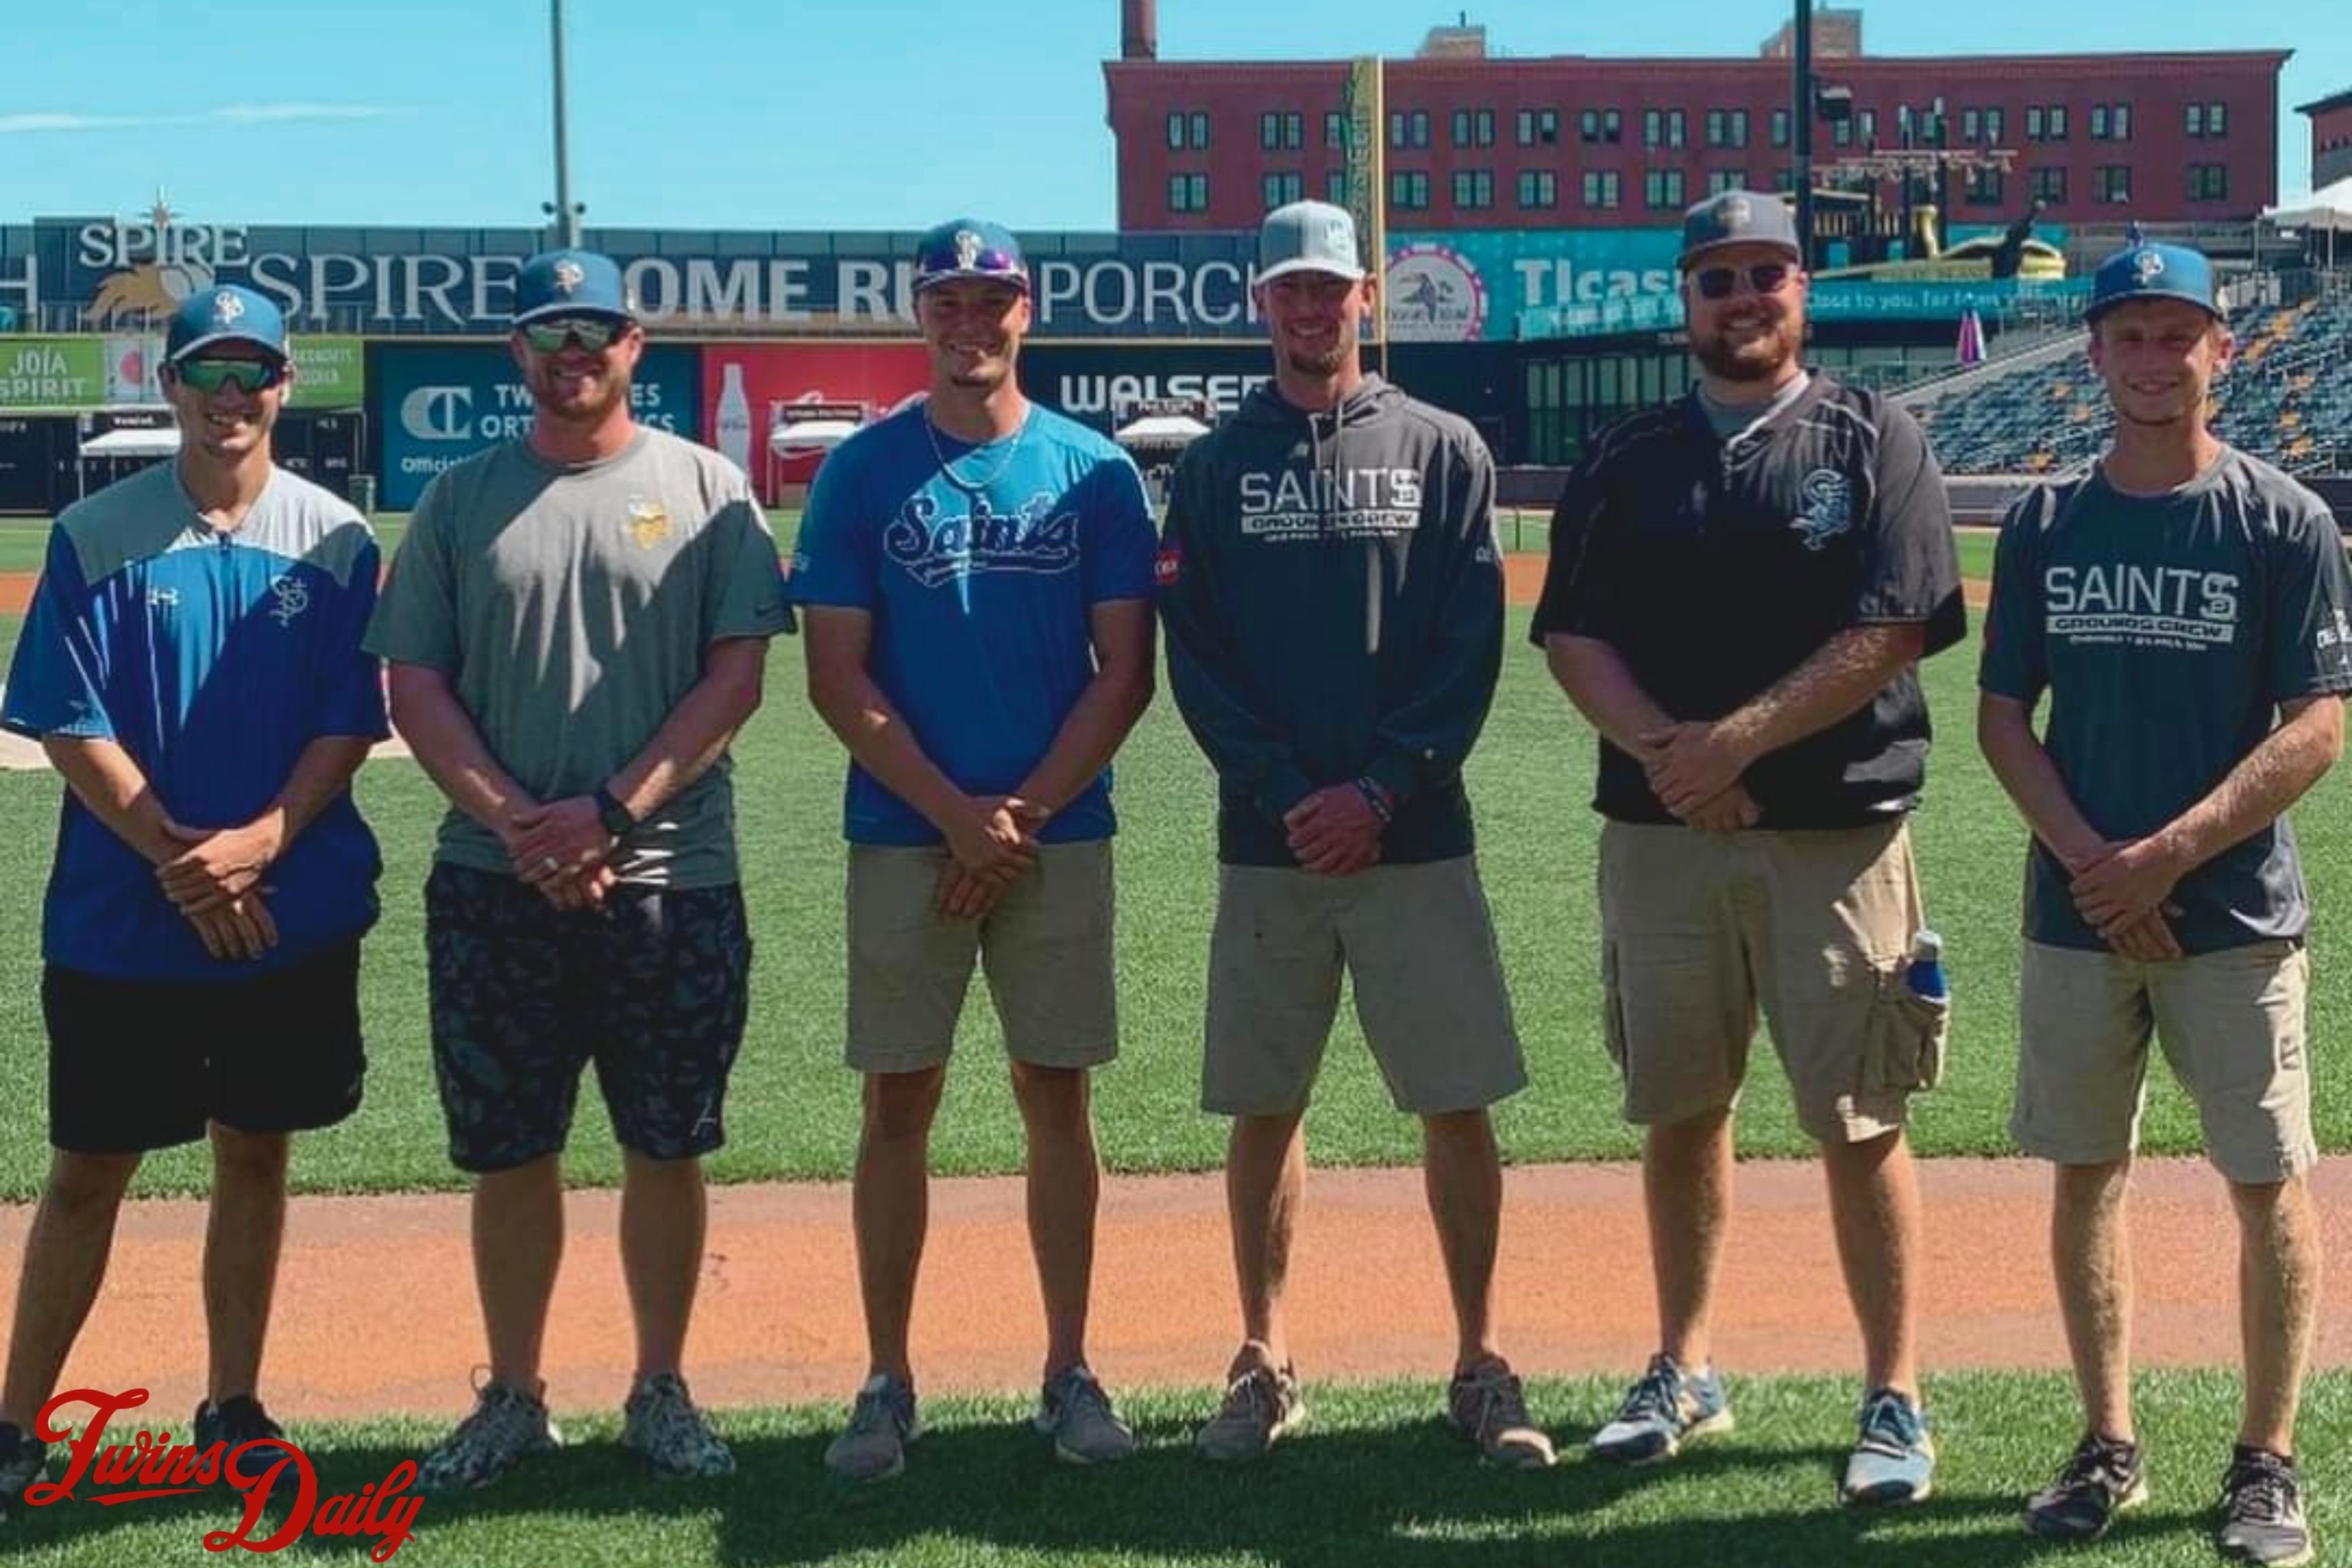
[924, 404, 1030, 493]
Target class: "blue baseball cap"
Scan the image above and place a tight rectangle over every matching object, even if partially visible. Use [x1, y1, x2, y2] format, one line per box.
[165, 284, 288, 364]
[2086, 242, 2221, 323]
[912, 218, 1029, 295]
[1679, 189, 1803, 268]
[513, 248, 634, 326]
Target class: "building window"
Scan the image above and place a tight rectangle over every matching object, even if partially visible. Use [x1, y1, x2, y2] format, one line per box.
[1962, 108, 1981, 142]
[1833, 116, 1853, 148]
[1705, 109, 1750, 148]
[1262, 171, 1303, 209]
[1580, 107, 1622, 144]
[1771, 108, 1790, 148]
[1774, 166, 1797, 192]
[1966, 167, 2004, 205]
[1324, 169, 1348, 204]
[1324, 110, 1345, 148]
[1388, 110, 1430, 148]
[1260, 112, 1281, 150]
[1166, 112, 1185, 150]
[2026, 106, 2043, 141]
[1452, 168, 1494, 208]
[2048, 105, 2068, 140]
[1707, 168, 1747, 196]
[2187, 101, 2229, 138]
[1168, 173, 1208, 212]
[1450, 108, 1495, 147]
[1518, 108, 1559, 146]
[2094, 166, 2131, 204]
[1644, 108, 1686, 148]
[1644, 168, 1686, 208]
[1518, 169, 1557, 208]
[2189, 164, 2229, 201]
[2031, 166, 2066, 204]
[1390, 170, 1430, 209]
[2091, 103, 2131, 141]
[1985, 108, 2005, 144]
[1582, 169, 1622, 209]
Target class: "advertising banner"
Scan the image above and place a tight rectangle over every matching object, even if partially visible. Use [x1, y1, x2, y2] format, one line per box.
[1389, 228, 1682, 344]
[290, 336, 366, 408]
[376, 342, 699, 510]
[1017, 342, 1274, 434]
[700, 342, 931, 500]
[0, 337, 104, 408]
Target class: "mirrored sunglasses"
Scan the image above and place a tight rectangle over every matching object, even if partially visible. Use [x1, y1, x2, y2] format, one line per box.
[521, 316, 624, 353]
[1694, 263, 1795, 301]
[174, 358, 286, 394]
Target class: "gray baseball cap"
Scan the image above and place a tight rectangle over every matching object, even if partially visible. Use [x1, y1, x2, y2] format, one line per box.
[1258, 200, 1366, 283]
[1679, 190, 1803, 268]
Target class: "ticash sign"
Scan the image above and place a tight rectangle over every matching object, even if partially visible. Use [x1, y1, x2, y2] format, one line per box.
[374, 342, 700, 510]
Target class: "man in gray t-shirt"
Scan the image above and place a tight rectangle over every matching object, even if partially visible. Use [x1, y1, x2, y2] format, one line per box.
[364, 248, 791, 1494]
[1978, 240, 2350, 1564]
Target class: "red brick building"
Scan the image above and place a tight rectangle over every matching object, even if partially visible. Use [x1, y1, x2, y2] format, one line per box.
[2302, 87, 2352, 189]
[1104, 4, 2286, 235]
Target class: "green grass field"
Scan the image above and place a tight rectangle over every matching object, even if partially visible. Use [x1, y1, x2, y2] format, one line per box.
[1, 579, 2349, 1202]
[1, 1371, 2342, 1567]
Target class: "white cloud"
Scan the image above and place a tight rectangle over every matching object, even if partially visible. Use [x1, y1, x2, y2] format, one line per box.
[0, 105, 397, 135]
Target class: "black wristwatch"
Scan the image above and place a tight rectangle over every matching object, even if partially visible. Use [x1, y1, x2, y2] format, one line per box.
[593, 785, 637, 838]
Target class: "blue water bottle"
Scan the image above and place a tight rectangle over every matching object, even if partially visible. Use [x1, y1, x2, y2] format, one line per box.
[1905, 930, 1948, 1002]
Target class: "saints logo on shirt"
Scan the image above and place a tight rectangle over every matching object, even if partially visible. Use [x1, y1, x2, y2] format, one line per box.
[625, 497, 672, 549]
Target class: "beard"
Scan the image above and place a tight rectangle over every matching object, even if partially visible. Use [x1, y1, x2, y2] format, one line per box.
[1692, 313, 1801, 382]
[1283, 341, 1348, 379]
[529, 361, 630, 425]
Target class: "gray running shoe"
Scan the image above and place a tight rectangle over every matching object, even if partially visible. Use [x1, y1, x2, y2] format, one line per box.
[1195, 1359, 1304, 1463]
[414, 1382, 562, 1494]
[622, 1373, 736, 1480]
[1035, 1365, 1137, 1465]
[824, 1374, 921, 1484]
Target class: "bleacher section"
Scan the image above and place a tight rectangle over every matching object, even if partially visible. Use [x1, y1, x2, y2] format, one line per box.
[1908, 288, 2352, 477]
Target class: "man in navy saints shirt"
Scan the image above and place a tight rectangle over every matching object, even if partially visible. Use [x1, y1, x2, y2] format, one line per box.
[0, 284, 387, 1509]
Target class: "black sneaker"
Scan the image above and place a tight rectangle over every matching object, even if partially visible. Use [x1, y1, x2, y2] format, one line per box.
[2218, 1446, 2312, 1567]
[195, 1396, 290, 1486]
[2024, 1433, 2149, 1542]
[0, 1421, 48, 1516]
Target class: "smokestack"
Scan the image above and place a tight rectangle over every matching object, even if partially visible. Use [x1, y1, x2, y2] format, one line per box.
[1122, 0, 1157, 60]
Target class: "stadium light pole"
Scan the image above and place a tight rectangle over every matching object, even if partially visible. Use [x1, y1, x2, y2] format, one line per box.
[1792, 0, 1813, 268]
[549, 0, 581, 248]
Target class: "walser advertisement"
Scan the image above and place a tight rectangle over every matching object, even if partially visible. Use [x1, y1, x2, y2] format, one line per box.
[376, 342, 699, 510]
[1017, 343, 1273, 436]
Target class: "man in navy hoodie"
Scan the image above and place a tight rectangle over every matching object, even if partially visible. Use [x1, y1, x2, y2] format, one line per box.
[1159, 200, 1546, 1470]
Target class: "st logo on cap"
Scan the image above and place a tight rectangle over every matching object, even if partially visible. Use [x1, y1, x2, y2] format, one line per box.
[514, 248, 634, 326]
[2086, 240, 2219, 323]
[1678, 189, 1803, 268]
[164, 283, 289, 364]
[913, 218, 1029, 295]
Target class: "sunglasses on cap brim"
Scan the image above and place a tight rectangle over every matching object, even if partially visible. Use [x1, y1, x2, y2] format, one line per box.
[173, 357, 288, 393]
[520, 316, 630, 353]
[1693, 262, 1797, 301]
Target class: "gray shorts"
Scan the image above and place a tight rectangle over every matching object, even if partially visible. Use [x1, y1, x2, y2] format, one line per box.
[845, 840, 1118, 1074]
[1203, 856, 1524, 1116]
[2012, 938, 2315, 1184]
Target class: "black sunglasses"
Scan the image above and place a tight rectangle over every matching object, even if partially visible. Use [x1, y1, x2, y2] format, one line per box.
[521, 316, 625, 353]
[1694, 263, 1795, 301]
[174, 358, 286, 394]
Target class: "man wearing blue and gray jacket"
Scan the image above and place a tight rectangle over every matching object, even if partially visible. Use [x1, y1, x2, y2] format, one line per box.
[1159, 199, 1547, 1471]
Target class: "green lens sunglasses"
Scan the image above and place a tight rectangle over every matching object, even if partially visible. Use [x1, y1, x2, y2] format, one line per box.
[522, 316, 625, 353]
[175, 358, 287, 393]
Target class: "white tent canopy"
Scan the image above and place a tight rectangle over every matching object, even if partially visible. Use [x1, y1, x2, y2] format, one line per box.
[768, 418, 861, 453]
[2263, 175, 2352, 232]
[80, 426, 180, 458]
[1113, 411, 1211, 451]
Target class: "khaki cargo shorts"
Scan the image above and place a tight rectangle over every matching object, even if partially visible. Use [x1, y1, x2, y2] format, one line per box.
[2012, 938, 2315, 1184]
[1597, 819, 1947, 1143]
[1203, 856, 1525, 1116]
[845, 840, 1117, 1074]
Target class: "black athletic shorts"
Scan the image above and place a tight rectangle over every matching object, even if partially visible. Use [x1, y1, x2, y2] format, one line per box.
[423, 864, 753, 1173]
[42, 938, 367, 1155]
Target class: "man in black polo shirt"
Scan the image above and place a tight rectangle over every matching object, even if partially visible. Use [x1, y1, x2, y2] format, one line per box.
[1532, 189, 1965, 1507]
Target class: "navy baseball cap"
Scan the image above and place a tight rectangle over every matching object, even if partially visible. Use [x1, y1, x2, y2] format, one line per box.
[1258, 201, 1365, 282]
[165, 284, 288, 364]
[513, 248, 634, 326]
[1679, 190, 1803, 268]
[913, 218, 1029, 295]
[2085, 241, 2221, 323]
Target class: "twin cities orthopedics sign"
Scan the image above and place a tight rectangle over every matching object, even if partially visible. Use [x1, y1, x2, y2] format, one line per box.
[31, 218, 1272, 339]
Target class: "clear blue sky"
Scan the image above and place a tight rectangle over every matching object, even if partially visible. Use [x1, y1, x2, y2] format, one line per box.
[7, 0, 2346, 231]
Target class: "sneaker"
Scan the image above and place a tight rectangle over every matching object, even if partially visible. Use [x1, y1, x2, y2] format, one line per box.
[2218, 1446, 2313, 1567]
[1588, 1353, 1732, 1465]
[194, 1396, 292, 1491]
[2024, 1433, 2149, 1542]
[824, 1374, 921, 1484]
[621, 1373, 735, 1480]
[0, 1421, 47, 1512]
[414, 1381, 562, 1494]
[1840, 1387, 1936, 1505]
[1446, 1358, 1556, 1470]
[1034, 1365, 1136, 1465]
[1195, 1357, 1305, 1463]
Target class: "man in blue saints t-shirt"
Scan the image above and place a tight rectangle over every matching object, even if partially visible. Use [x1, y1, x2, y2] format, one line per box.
[0, 284, 388, 1508]
[1980, 240, 2352, 1566]
[794, 217, 1158, 1482]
